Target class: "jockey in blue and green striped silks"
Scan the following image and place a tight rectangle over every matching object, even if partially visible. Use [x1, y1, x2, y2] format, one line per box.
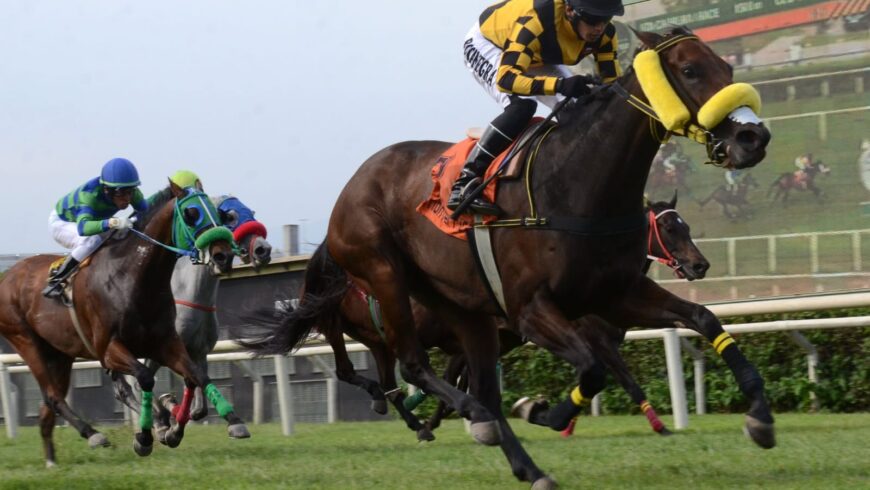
[43, 157, 148, 299]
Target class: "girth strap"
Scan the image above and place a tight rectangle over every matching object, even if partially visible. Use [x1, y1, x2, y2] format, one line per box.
[65, 285, 100, 361]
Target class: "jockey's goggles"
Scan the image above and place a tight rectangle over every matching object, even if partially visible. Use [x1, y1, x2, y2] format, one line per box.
[110, 186, 137, 197]
[578, 11, 612, 26]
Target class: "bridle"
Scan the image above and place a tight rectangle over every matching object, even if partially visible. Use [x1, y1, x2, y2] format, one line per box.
[612, 33, 762, 167]
[646, 208, 683, 275]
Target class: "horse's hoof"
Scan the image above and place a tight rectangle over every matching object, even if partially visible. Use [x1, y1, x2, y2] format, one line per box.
[469, 420, 502, 446]
[531, 476, 558, 490]
[133, 432, 153, 457]
[158, 392, 178, 411]
[45, 460, 57, 469]
[744, 415, 775, 449]
[416, 427, 435, 442]
[88, 433, 110, 448]
[165, 426, 185, 448]
[371, 399, 388, 415]
[657, 427, 673, 437]
[191, 406, 208, 421]
[228, 423, 251, 439]
[511, 397, 535, 421]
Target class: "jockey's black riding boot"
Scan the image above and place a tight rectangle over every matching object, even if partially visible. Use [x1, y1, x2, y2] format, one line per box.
[41, 256, 79, 299]
[448, 98, 537, 216]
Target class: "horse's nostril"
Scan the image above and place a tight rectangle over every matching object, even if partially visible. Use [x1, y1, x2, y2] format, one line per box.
[254, 246, 266, 258]
[695, 262, 710, 274]
[213, 252, 228, 265]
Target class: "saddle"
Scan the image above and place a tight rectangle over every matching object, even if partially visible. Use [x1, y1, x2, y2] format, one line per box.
[46, 256, 91, 306]
[417, 119, 556, 239]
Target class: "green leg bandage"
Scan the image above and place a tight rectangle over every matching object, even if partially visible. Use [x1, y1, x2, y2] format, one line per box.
[205, 383, 234, 417]
[140, 391, 154, 430]
[403, 390, 428, 411]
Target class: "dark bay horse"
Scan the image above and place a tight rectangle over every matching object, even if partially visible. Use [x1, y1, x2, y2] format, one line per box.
[0, 183, 238, 465]
[113, 195, 271, 444]
[768, 160, 830, 204]
[284, 195, 707, 441]
[698, 173, 758, 220]
[243, 28, 772, 487]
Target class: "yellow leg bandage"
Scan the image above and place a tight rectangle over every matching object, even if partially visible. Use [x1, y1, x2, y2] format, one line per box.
[712, 332, 736, 354]
[640, 400, 652, 413]
[570, 386, 586, 406]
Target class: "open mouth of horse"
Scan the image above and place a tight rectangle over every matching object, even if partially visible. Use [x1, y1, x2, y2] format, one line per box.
[675, 259, 709, 281]
[714, 110, 771, 170]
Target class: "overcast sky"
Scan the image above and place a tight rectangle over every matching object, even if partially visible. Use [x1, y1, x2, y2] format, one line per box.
[1, 0, 523, 255]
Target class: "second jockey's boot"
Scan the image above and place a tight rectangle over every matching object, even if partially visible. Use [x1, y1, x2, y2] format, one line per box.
[447, 124, 515, 216]
[42, 256, 79, 299]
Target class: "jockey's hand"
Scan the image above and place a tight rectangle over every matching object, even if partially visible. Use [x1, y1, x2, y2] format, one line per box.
[557, 75, 593, 98]
[108, 216, 137, 230]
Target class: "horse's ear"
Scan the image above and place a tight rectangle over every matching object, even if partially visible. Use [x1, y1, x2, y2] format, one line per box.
[169, 178, 186, 198]
[669, 190, 678, 208]
[633, 29, 664, 50]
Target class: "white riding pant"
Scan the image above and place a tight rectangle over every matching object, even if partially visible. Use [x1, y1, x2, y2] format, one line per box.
[463, 22, 572, 110]
[48, 209, 106, 262]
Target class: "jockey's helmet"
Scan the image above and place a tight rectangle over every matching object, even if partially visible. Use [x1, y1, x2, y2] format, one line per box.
[566, 0, 625, 19]
[100, 158, 141, 188]
[169, 169, 203, 191]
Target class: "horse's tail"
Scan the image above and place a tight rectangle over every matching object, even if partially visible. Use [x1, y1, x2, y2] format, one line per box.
[235, 241, 349, 355]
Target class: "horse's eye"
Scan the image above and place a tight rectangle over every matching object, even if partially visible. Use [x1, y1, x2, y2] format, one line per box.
[224, 210, 239, 228]
[681, 65, 698, 79]
[184, 207, 201, 226]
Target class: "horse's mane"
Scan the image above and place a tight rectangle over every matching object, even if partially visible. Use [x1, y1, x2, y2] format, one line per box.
[556, 26, 695, 128]
[139, 186, 174, 226]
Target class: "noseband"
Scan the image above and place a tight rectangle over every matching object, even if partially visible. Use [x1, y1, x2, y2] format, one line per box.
[613, 34, 762, 166]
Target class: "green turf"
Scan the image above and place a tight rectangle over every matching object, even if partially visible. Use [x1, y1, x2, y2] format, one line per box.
[0, 414, 867, 489]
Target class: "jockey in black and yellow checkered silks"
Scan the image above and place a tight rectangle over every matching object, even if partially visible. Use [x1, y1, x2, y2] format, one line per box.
[449, 0, 625, 216]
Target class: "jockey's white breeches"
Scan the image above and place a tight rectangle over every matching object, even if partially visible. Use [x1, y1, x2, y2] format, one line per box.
[463, 22, 572, 110]
[48, 209, 106, 262]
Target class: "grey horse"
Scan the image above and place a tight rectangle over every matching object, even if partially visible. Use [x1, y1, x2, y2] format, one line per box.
[114, 195, 271, 444]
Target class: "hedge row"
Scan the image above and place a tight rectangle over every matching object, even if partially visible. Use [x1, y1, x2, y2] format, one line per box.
[420, 308, 869, 418]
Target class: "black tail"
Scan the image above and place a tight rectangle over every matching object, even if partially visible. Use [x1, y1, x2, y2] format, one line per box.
[234, 241, 349, 355]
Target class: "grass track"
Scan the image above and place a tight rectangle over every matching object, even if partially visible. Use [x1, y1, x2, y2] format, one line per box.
[1, 413, 868, 489]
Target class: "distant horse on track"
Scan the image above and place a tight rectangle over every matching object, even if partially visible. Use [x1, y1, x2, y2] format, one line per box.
[698, 173, 758, 220]
[240, 28, 772, 487]
[768, 160, 830, 205]
[0, 183, 239, 465]
[113, 195, 271, 444]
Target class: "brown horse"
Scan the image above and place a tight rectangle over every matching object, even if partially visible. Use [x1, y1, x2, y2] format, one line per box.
[0, 183, 238, 466]
[698, 173, 758, 220]
[768, 160, 830, 205]
[243, 28, 772, 487]
[270, 195, 707, 442]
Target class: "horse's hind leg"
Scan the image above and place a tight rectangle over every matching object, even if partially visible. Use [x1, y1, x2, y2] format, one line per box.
[324, 327, 387, 414]
[454, 314, 552, 486]
[604, 277, 775, 449]
[6, 335, 108, 466]
[372, 347, 434, 442]
[349, 257, 498, 444]
[424, 354, 468, 433]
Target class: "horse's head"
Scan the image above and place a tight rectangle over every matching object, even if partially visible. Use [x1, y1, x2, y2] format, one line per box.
[633, 28, 770, 170]
[214, 196, 272, 270]
[169, 181, 235, 274]
[646, 191, 709, 281]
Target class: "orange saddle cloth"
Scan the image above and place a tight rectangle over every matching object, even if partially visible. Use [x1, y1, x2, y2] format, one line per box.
[416, 138, 516, 240]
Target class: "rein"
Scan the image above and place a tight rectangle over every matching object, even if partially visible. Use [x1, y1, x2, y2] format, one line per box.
[175, 299, 217, 313]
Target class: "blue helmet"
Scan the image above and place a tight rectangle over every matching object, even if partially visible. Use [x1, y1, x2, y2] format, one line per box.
[100, 158, 141, 188]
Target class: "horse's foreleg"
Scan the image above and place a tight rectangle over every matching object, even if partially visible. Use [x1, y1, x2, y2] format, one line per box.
[103, 339, 158, 456]
[513, 290, 596, 432]
[158, 337, 249, 442]
[424, 354, 468, 433]
[604, 277, 775, 448]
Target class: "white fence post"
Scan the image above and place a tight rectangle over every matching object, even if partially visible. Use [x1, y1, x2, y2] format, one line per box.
[788, 332, 820, 412]
[852, 231, 861, 272]
[234, 361, 264, 425]
[727, 239, 737, 276]
[663, 328, 689, 430]
[681, 338, 707, 415]
[273, 354, 294, 436]
[591, 394, 601, 416]
[810, 234, 819, 273]
[767, 236, 777, 273]
[0, 361, 17, 438]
